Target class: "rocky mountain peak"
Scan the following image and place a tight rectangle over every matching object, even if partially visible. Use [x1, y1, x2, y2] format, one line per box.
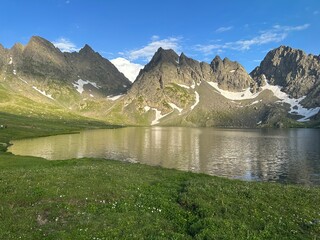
[210, 55, 254, 91]
[79, 44, 95, 55]
[143, 47, 179, 72]
[179, 52, 198, 66]
[250, 46, 320, 107]
[11, 43, 24, 52]
[27, 36, 59, 53]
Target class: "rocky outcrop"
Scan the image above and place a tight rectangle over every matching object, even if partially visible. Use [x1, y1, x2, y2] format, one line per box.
[65, 44, 131, 95]
[210, 56, 256, 92]
[18, 36, 71, 79]
[0, 44, 6, 68]
[251, 46, 320, 107]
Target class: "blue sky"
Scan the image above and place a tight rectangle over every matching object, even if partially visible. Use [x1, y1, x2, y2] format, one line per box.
[0, 0, 319, 80]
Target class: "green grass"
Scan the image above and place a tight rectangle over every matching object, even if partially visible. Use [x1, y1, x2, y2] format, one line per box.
[0, 155, 319, 239]
[0, 111, 115, 150]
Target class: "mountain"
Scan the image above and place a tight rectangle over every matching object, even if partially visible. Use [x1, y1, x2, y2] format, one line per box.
[0, 36, 131, 121]
[107, 47, 320, 127]
[250, 46, 320, 108]
[0, 36, 319, 128]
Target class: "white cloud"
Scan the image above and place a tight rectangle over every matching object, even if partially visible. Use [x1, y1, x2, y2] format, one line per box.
[194, 44, 222, 55]
[53, 38, 79, 52]
[195, 23, 310, 54]
[111, 57, 143, 82]
[313, 10, 319, 15]
[215, 26, 233, 33]
[127, 36, 181, 62]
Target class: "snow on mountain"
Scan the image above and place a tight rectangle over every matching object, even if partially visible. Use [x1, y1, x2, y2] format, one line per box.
[32, 86, 54, 100]
[72, 79, 99, 94]
[190, 91, 200, 110]
[168, 102, 183, 113]
[107, 94, 124, 101]
[208, 75, 319, 121]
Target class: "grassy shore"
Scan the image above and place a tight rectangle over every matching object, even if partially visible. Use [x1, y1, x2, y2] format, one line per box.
[0, 113, 320, 239]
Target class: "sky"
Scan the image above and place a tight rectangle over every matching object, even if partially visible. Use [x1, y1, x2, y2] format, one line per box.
[0, 0, 319, 81]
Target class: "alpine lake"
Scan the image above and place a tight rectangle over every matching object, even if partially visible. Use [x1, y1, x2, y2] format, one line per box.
[8, 127, 320, 185]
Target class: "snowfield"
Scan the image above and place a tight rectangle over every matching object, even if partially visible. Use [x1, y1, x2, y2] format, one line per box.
[151, 108, 171, 125]
[107, 94, 124, 101]
[207, 77, 320, 121]
[73, 79, 99, 94]
[168, 102, 183, 114]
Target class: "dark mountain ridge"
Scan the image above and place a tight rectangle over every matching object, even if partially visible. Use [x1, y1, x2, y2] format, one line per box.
[2, 36, 131, 96]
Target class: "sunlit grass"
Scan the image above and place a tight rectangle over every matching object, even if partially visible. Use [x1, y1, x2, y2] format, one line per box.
[0, 155, 319, 239]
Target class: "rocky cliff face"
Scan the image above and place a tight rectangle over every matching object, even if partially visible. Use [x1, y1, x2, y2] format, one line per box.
[64, 44, 130, 95]
[210, 56, 257, 92]
[125, 48, 252, 116]
[4, 36, 131, 96]
[251, 46, 320, 107]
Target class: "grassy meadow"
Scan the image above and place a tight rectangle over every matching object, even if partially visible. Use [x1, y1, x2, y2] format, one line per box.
[0, 112, 320, 239]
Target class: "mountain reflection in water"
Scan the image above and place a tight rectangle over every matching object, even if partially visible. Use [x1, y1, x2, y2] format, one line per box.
[9, 127, 320, 185]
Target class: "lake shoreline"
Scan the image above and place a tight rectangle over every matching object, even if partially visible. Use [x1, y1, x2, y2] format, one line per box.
[8, 126, 320, 185]
[1, 116, 320, 238]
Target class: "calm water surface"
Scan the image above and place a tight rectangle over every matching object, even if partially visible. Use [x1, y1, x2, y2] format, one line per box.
[8, 127, 320, 185]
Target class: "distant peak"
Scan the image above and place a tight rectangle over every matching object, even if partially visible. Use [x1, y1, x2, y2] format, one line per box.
[179, 52, 186, 58]
[11, 43, 25, 52]
[29, 36, 50, 44]
[152, 47, 178, 62]
[212, 55, 222, 62]
[79, 44, 95, 55]
[27, 36, 57, 51]
[223, 57, 231, 63]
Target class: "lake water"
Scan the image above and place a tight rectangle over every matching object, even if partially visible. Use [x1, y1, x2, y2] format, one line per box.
[8, 127, 320, 185]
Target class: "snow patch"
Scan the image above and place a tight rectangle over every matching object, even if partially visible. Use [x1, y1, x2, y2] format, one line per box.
[90, 94, 94, 98]
[13, 70, 17, 75]
[207, 81, 259, 100]
[19, 77, 28, 84]
[229, 70, 236, 73]
[151, 108, 170, 125]
[250, 100, 262, 105]
[32, 86, 54, 100]
[191, 91, 200, 110]
[144, 106, 151, 112]
[8, 57, 13, 65]
[72, 79, 99, 94]
[177, 83, 190, 89]
[168, 102, 183, 114]
[191, 81, 196, 89]
[257, 121, 262, 125]
[107, 94, 124, 101]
